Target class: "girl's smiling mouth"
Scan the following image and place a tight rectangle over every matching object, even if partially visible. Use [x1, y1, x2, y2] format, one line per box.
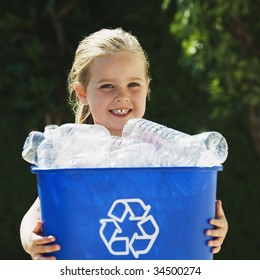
[110, 109, 132, 115]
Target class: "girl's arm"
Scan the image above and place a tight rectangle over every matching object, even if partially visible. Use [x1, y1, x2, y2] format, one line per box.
[20, 197, 61, 260]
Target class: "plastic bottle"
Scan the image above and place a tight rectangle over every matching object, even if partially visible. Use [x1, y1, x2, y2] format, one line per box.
[56, 123, 111, 168]
[36, 124, 60, 168]
[122, 118, 228, 166]
[109, 136, 159, 167]
[22, 131, 45, 164]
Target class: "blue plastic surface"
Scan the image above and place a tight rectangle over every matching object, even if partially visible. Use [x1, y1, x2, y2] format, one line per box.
[31, 166, 222, 260]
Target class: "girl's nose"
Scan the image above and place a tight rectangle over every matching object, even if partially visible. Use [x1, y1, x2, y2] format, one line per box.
[114, 88, 130, 102]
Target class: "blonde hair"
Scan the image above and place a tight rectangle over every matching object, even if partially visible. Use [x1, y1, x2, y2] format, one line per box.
[68, 28, 151, 124]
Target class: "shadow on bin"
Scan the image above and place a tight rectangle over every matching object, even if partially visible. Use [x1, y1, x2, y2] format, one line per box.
[32, 166, 222, 260]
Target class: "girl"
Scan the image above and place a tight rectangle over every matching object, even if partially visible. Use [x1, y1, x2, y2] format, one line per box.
[20, 28, 228, 260]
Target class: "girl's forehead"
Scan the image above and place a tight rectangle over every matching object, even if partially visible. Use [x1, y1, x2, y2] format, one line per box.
[93, 51, 143, 64]
[89, 52, 146, 77]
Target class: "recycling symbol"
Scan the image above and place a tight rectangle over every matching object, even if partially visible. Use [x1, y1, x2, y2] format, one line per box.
[99, 198, 159, 258]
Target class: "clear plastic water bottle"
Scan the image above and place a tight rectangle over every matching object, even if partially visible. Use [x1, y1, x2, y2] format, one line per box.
[122, 118, 228, 166]
[56, 123, 111, 168]
[22, 131, 45, 164]
[35, 123, 112, 168]
[36, 124, 59, 168]
[109, 136, 159, 167]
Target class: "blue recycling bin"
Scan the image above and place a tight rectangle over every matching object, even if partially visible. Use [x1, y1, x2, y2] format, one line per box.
[31, 166, 222, 260]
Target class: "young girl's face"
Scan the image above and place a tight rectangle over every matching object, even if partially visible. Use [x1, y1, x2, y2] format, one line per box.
[77, 51, 149, 136]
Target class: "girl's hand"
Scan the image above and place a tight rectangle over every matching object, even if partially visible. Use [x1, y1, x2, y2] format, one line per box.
[28, 220, 61, 260]
[206, 200, 228, 254]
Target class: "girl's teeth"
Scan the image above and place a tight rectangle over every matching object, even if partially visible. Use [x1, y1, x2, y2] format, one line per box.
[112, 109, 129, 114]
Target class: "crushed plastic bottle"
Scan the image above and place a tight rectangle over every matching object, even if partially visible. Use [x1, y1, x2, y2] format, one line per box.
[36, 124, 59, 168]
[109, 136, 159, 167]
[34, 123, 112, 168]
[22, 131, 45, 164]
[54, 123, 111, 168]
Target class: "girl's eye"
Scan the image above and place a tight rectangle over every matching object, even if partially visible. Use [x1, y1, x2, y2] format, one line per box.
[128, 82, 140, 87]
[100, 84, 113, 89]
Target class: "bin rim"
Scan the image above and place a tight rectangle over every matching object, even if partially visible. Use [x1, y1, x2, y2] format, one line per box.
[31, 165, 223, 174]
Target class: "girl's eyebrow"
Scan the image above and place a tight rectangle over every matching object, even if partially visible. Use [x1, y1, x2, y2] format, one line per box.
[128, 77, 145, 82]
[96, 79, 114, 85]
[97, 77, 144, 84]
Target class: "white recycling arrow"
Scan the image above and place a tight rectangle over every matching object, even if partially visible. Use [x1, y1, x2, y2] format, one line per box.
[99, 198, 159, 258]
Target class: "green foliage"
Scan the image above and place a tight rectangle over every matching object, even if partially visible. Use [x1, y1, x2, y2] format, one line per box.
[167, 0, 260, 119]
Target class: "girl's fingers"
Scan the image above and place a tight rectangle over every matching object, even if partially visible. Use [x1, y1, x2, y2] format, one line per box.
[34, 235, 56, 245]
[206, 227, 226, 238]
[211, 246, 221, 254]
[215, 200, 225, 218]
[208, 237, 224, 247]
[210, 217, 226, 228]
[36, 244, 61, 254]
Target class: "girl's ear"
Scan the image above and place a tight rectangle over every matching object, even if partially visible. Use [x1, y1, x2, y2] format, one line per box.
[74, 82, 88, 105]
[146, 79, 151, 99]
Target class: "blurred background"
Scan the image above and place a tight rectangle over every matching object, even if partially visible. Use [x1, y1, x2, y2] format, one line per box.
[0, 0, 259, 260]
